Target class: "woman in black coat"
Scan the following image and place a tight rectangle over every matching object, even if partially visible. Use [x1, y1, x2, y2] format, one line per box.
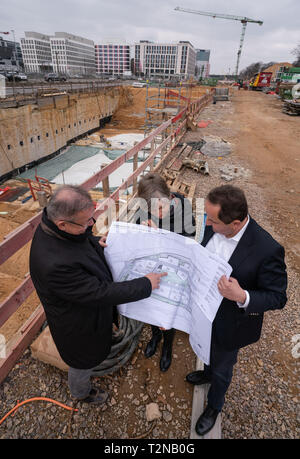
[136, 173, 195, 372]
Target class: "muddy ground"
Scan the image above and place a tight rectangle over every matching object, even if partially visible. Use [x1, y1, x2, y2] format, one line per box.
[0, 87, 299, 439]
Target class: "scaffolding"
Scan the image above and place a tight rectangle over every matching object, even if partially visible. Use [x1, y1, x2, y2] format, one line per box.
[144, 85, 184, 134]
[144, 83, 203, 135]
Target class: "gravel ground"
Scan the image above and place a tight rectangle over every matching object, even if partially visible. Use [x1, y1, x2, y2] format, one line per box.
[0, 93, 299, 439]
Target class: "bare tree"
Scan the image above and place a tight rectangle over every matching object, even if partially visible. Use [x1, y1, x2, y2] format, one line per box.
[291, 44, 300, 66]
[239, 62, 263, 79]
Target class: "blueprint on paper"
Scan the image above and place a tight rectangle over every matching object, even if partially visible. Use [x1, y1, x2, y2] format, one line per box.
[105, 221, 232, 365]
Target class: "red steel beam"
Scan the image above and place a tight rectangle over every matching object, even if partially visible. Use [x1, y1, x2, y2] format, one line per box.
[0, 305, 45, 384]
[81, 118, 171, 191]
[0, 213, 42, 266]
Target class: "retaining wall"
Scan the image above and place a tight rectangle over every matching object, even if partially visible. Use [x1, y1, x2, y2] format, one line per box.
[0, 88, 121, 181]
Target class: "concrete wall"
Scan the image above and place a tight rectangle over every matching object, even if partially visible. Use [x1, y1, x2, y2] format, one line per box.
[0, 88, 121, 180]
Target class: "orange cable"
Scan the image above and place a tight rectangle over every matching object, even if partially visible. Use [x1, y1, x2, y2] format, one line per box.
[0, 397, 78, 426]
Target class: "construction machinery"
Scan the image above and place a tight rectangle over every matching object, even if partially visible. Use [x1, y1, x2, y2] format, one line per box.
[174, 7, 263, 78]
[249, 72, 272, 90]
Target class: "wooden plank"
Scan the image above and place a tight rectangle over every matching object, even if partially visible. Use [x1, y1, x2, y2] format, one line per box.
[190, 358, 221, 439]
[101, 164, 110, 198]
[190, 198, 221, 439]
[0, 305, 45, 385]
[166, 144, 187, 169]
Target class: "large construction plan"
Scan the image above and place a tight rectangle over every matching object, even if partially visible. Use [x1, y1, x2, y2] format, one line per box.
[105, 221, 232, 364]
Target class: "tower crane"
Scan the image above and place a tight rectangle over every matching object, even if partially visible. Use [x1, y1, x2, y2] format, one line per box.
[174, 7, 263, 78]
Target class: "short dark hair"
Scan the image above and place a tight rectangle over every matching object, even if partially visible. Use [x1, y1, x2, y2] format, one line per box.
[207, 185, 248, 224]
[47, 185, 94, 221]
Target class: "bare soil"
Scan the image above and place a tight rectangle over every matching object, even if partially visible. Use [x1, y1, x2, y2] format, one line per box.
[231, 90, 300, 272]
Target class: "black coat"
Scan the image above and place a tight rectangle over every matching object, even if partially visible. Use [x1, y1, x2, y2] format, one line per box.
[202, 217, 287, 351]
[29, 211, 152, 369]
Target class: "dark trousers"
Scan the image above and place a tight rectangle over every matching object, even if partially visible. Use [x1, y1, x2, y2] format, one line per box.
[203, 333, 239, 412]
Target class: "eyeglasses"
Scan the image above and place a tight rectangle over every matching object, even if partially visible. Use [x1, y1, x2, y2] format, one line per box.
[64, 217, 95, 228]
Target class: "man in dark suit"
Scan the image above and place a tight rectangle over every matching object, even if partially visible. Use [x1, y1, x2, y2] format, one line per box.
[186, 185, 287, 435]
[30, 185, 166, 404]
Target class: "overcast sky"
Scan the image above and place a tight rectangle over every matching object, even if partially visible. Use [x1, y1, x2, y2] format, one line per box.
[1, 0, 299, 73]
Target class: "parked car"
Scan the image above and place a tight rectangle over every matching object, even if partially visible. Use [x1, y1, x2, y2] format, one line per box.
[44, 73, 67, 82]
[16, 73, 28, 81]
[132, 81, 146, 88]
[5, 72, 28, 82]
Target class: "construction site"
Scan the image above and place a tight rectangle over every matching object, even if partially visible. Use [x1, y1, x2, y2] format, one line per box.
[0, 78, 299, 440]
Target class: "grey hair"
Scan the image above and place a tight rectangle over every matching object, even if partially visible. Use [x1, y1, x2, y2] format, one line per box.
[47, 185, 94, 221]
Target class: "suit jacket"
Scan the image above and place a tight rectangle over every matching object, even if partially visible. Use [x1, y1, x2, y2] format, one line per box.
[201, 217, 287, 351]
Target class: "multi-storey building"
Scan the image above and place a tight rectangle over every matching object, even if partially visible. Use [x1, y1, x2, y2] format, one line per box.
[95, 42, 131, 76]
[0, 37, 23, 71]
[195, 49, 210, 78]
[21, 31, 95, 75]
[50, 32, 95, 75]
[20, 32, 52, 73]
[134, 40, 196, 79]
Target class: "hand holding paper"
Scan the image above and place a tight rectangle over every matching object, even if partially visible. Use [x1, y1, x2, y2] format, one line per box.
[217, 275, 246, 304]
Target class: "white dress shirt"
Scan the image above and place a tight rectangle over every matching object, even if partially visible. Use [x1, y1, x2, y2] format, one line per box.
[205, 216, 250, 309]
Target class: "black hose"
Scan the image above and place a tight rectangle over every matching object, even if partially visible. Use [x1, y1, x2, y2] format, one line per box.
[92, 316, 144, 376]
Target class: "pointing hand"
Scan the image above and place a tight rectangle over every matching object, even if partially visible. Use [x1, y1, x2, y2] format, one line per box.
[145, 272, 168, 290]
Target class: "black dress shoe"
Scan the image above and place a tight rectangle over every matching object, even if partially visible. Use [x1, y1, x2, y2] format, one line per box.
[195, 405, 219, 436]
[186, 370, 211, 385]
[144, 332, 162, 358]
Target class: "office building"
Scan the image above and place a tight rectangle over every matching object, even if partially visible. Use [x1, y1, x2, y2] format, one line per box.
[21, 31, 95, 75]
[134, 40, 196, 79]
[50, 32, 95, 75]
[95, 42, 131, 76]
[195, 49, 210, 78]
[20, 32, 52, 73]
[0, 36, 23, 71]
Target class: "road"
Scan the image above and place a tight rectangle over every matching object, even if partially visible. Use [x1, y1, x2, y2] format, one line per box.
[2, 80, 126, 97]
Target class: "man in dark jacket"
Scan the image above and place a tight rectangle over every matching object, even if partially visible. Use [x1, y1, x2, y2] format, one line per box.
[186, 185, 287, 435]
[30, 185, 166, 404]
